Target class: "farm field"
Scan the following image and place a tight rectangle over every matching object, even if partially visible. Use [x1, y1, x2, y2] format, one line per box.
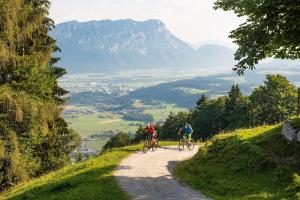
[64, 106, 141, 136]
[143, 105, 187, 122]
[64, 104, 186, 137]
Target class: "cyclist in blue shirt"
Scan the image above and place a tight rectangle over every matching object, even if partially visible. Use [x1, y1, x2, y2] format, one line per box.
[178, 123, 193, 143]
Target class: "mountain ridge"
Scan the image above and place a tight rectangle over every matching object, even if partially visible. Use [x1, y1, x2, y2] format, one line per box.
[51, 19, 235, 73]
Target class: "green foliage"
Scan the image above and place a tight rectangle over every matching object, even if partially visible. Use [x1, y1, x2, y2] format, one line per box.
[159, 111, 190, 140]
[224, 85, 251, 129]
[159, 74, 296, 140]
[75, 152, 83, 162]
[132, 125, 147, 143]
[174, 124, 300, 199]
[0, 0, 79, 190]
[123, 112, 154, 123]
[0, 124, 27, 190]
[214, 0, 300, 74]
[250, 74, 297, 125]
[103, 132, 133, 150]
[0, 145, 141, 200]
[290, 118, 300, 131]
[190, 97, 226, 139]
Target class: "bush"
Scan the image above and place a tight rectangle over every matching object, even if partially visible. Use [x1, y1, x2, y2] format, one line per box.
[103, 132, 133, 150]
[290, 118, 300, 131]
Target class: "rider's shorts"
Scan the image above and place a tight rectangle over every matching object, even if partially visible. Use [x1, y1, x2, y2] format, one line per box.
[147, 133, 154, 141]
[183, 133, 191, 141]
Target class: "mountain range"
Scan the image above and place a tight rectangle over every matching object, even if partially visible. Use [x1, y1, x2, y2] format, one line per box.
[51, 19, 235, 73]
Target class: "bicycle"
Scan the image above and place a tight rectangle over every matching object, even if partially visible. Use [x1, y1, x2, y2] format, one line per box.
[143, 138, 158, 153]
[178, 137, 195, 151]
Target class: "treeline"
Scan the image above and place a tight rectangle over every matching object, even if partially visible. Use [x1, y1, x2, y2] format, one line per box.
[123, 112, 154, 123]
[159, 74, 296, 140]
[0, 0, 78, 190]
[105, 74, 297, 149]
[69, 91, 133, 107]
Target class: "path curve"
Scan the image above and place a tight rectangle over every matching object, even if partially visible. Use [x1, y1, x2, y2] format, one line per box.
[114, 146, 209, 200]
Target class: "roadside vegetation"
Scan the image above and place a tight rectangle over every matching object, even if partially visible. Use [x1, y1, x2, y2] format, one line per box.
[0, 146, 136, 200]
[174, 124, 300, 199]
[0, 141, 177, 200]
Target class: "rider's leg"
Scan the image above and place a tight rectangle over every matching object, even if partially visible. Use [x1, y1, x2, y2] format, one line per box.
[183, 134, 187, 143]
[150, 134, 154, 145]
[188, 134, 192, 144]
[147, 134, 151, 145]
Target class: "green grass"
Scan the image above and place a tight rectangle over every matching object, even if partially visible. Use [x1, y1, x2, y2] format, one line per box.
[132, 100, 187, 122]
[66, 113, 141, 136]
[174, 124, 300, 200]
[144, 105, 187, 122]
[84, 139, 109, 151]
[65, 104, 187, 137]
[0, 142, 177, 200]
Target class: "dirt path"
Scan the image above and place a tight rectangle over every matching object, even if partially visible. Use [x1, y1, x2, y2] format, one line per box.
[114, 146, 210, 200]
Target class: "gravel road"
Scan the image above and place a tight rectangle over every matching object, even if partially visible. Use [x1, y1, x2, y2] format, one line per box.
[114, 145, 210, 200]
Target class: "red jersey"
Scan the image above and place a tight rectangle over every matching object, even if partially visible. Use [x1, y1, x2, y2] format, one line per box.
[145, 124, 155, 134]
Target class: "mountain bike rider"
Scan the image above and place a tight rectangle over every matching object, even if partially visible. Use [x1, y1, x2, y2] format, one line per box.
[144, 123, 157, 145]
[178, 123, 193, 143]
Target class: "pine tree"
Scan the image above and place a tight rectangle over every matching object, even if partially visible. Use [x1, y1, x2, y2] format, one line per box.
[224, 84, 250, 130]
[0, 0, 79, 190]
[196, 94, 208, 110]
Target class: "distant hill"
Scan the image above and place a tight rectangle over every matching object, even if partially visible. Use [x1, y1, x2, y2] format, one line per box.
[128, 71, 300, 108]
[128, 73, 260, 108]
[51, 19, 235, 73]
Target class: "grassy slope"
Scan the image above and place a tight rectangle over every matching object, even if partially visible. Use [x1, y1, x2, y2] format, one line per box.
[174, 125, 300, 199]
[0, 142, 176, 200]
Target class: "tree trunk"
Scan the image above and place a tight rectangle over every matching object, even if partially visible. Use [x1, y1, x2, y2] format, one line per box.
[297, 88, 300, 116]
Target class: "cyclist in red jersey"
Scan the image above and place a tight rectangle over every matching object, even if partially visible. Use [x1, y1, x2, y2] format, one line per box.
[144, 123, 156, 144]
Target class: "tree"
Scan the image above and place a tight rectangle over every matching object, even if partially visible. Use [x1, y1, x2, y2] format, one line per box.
[196, 94, 208, 110]
[190, 97, 226, 139]
[75, 152, 83, 162]
[103, 132, 132, 150]
[0, 0, 78, 189]
[159, 112, 190, 140]
[132, 125, 146, 144]
[224, 85, 251, 129]
[250, 74, 297, 125]
[214, 0, 300, 74]
[0, 124, 26, 189]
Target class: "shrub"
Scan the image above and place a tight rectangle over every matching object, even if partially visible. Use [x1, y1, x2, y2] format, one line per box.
[103, 132, 133, 150]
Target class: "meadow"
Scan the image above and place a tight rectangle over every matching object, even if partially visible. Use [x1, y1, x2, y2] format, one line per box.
[174, 124, 300, 199]
[0, 142, 178, 200]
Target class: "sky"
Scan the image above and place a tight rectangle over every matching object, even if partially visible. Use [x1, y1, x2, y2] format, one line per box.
[49, 0, 244, 47]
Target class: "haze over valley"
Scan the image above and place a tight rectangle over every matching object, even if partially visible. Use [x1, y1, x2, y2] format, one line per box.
[52, 19, 300, 153]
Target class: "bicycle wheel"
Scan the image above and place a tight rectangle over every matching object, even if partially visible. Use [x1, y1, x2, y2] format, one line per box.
[187, 140, 195, 150]
[151, 140, 158, 151]
[156, 139, 160, 147]
[143, 141, 149, 153]
[178, 139, 185, 151]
